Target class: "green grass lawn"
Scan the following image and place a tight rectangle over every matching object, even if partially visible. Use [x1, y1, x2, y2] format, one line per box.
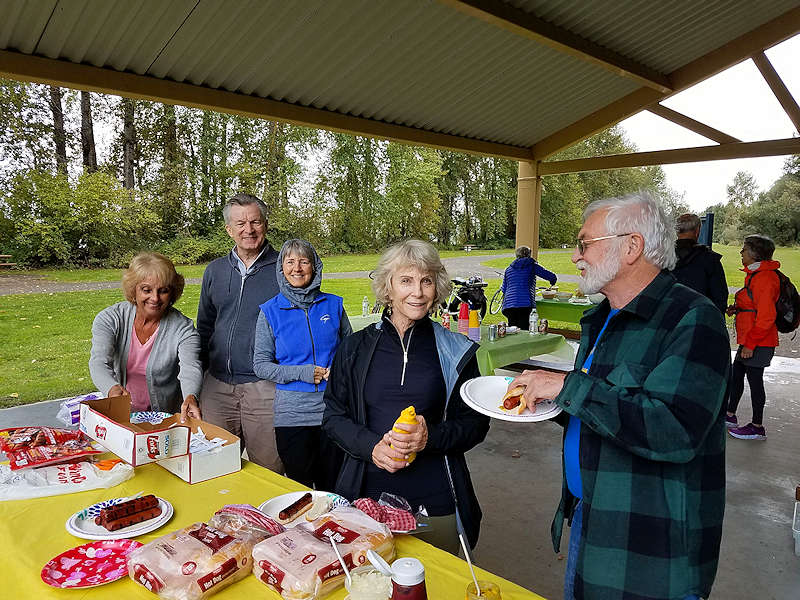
[16, 248, 516, 283]
[0, 274, 525, 406]
[4, 243, 796, 407]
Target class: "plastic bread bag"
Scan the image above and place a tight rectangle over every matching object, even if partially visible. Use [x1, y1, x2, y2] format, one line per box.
[128, 522, 254, 600]
[0, 458, 134, 501]
[207, 504, 284, 543]
[56, 392, 102, 426]
[252, 506, 394, 599]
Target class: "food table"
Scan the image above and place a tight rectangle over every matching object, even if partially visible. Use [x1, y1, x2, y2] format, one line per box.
[473, 332, 566, 375]
[0, 459, 546, 599]
[534, 298, 593, 324]
[348, 314, 569, 376]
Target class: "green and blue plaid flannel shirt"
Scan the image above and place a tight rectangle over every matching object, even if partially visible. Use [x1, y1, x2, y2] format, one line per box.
[553, 270, 730, 600]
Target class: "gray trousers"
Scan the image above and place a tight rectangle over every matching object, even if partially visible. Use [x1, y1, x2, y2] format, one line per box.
[198, 373, 284, 474]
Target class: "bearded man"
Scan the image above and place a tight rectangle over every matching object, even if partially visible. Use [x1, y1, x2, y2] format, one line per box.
[510, 193, 729, 600]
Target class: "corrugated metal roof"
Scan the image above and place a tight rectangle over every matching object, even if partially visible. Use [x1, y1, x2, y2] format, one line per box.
[1, 0, 798, 153]
[512, 0, 796, 73]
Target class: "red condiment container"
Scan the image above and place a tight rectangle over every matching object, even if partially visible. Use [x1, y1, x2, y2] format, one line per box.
[391, 557, 427, 600]
[458, 302, 470, 335]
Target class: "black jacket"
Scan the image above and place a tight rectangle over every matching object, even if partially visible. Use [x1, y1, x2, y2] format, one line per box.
[322, 317, 490, 548]
[672, 239, 728, 313]
[197, 245, 280, 384]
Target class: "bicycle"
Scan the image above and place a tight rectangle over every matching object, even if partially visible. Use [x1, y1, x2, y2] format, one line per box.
[489, 288, 503, 315]
[444, 276, 489, 320]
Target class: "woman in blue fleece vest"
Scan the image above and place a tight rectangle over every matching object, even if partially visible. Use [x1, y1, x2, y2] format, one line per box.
[253, 239, 352, 488]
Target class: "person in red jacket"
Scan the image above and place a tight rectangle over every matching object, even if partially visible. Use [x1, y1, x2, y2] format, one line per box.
[726, 234, 780, 440]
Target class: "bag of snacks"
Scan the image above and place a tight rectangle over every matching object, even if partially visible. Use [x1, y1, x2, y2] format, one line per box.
[0, 426, 102, 470]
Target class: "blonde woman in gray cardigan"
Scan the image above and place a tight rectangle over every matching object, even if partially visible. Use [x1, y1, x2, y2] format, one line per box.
[89, 252, 203, 422]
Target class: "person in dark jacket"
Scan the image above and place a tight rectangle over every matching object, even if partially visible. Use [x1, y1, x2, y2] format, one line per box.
[323, 239, 490, 553]
[253, 239, 351, 488]
[672, 213, 728, 312]
[501, 246, 557, 329]
[508, 193, 729, 600]
[197, 193, 283, 473]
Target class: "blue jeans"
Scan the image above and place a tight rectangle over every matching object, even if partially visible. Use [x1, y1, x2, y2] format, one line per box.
[563, 501, 701, 600]
[563, 500, 583, 600]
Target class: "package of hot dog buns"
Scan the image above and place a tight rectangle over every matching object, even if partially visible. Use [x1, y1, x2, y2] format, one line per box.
[251, 506, 395, 599]
[128, 505, 282, 600]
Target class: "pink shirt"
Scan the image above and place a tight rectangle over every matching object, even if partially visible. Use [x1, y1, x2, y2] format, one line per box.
[126, 324, 159, 412]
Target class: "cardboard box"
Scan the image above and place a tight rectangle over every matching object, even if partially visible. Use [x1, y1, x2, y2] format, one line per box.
[157, 420, 241, 484]
[79, 395, 190, 466]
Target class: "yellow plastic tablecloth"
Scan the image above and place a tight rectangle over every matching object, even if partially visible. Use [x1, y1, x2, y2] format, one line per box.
[0, 460, 546, 599]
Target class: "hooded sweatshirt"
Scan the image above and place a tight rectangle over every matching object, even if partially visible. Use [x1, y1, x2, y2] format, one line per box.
[501, 256, 557, 309]
[253, 242, 352, 427]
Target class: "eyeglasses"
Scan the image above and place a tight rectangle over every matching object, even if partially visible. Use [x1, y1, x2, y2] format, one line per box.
[576, 233, 631, 254]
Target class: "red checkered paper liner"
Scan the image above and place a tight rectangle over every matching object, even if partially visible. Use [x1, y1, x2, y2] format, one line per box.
[354, 498, 417, 533]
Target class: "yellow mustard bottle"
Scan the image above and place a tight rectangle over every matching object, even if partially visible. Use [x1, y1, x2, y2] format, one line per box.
[391, 406, 418, 463]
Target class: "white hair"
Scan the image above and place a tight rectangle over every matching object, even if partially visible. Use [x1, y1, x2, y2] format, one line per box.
[371, 239, 451, 306]
[584, 191, 676, 270]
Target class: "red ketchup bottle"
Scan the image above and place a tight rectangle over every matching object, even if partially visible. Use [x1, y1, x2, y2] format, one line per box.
[391, 558, 427, 600]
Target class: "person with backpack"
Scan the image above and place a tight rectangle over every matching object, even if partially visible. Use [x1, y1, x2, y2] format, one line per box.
[672, 213, 728, 312]
[726, 234, 780, 441]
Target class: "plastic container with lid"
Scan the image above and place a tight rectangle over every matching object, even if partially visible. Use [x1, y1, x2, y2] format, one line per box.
[390, 557, 427, 600]
[345, 565, 392, 600]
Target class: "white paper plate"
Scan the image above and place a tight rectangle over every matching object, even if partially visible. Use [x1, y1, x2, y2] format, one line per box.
[258, 491, 348, 527]
[460, 376, 562, 423]
[65, 496, 173, 540]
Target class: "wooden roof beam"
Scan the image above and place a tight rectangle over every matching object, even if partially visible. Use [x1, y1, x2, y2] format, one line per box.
[441, 0, 672, 93]
[647, 104, 741, 144]
[538, 137, 800, 176]
[532, 6, 800, 160]
[0, 49, 533, 162]
[752, 51, 800, 133]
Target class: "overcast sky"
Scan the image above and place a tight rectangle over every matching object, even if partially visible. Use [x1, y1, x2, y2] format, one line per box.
[618, 33, 799, 213]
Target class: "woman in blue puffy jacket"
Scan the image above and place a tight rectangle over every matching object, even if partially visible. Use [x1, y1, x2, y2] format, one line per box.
[501, 246, 557, 329]
[253, 239, 352, 488]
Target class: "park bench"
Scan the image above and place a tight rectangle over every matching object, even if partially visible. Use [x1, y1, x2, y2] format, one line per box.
[463, 244, 475, 252]
[0, 254, 16, 268]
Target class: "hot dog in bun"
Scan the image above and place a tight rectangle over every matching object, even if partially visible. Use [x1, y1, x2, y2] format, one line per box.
[499, 386, 528, 415]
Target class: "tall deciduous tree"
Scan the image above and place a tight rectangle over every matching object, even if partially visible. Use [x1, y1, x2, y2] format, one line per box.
[48, 86, 67, 175]
[121, 98, 136, 189]
[80, 91, 97, 173]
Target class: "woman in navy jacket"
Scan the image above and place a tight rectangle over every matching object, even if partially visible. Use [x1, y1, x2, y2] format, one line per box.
[253, 239, 351, 488]
[323, 240, 490, 553]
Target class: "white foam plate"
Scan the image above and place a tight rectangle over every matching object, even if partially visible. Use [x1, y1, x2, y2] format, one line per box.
[258, 491, 348, 527]
[460, 376, 562, 423]
[65, 496, 173, 540]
